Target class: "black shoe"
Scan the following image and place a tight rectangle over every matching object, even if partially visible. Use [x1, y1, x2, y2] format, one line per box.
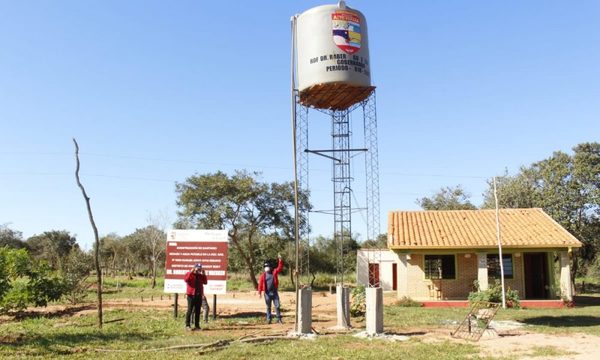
[277, 318, 283, 324]
[193, 327, 201, 331]
[267, 319, 272, 324]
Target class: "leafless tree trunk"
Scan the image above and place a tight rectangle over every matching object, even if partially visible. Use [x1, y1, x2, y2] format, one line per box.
[147, 211, 169, 289]
[73, 138, 103, 328]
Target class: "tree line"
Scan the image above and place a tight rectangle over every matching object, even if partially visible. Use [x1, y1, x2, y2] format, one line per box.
[3, 141, 595, 313]
[417, 142, 600, 277]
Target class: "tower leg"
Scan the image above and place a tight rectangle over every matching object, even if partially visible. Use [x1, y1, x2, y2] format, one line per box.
[336, 285, 351, 329]
[297, 288, 313, 334]
[366, 287, 384, 335]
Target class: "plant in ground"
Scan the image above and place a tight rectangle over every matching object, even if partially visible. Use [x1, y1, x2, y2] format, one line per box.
[350, 285, 366, 317]
[468, 279, 521, 308]
[60, 248, 93, 304]
[0, 247, 64, 313]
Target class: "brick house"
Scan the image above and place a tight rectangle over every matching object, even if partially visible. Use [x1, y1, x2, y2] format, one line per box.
[387, 208, 582, 302]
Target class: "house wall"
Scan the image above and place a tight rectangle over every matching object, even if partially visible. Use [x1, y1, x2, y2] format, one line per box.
[356, 250, 399, 291]
[502, 253, 525, 298]
[399, 252, 527, 300]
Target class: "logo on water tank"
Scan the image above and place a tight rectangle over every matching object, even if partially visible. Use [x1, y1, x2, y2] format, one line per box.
[332, 11, 361, 55]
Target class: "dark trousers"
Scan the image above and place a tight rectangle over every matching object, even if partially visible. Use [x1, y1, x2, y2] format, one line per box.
[185, 294, 208, 328]
[264, 291, 281, 321]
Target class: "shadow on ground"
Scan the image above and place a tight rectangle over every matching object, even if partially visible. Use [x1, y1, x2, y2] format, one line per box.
[10, 305, 95, 321]
[574, 296, 600, 307]
[1, 331, 155, 356]
[521, 315, 600, 328]
[218, 311, 264, 319]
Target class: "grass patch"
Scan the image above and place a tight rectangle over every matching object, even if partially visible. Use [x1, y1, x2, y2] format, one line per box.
[6, 297, 600, 359]
[528, 345, 575, 357]
[0, 307, 505, 360]
[383, 299, 600, 336]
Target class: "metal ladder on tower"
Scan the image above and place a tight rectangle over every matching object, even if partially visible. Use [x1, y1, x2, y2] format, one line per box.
[451, 301, 501, 341]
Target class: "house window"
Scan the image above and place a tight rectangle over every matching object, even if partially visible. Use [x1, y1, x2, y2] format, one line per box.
[424, 255, 456, 279]
[487, 254, 513, 279]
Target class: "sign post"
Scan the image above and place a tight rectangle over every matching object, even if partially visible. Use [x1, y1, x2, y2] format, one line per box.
[164, 230, 229, 319]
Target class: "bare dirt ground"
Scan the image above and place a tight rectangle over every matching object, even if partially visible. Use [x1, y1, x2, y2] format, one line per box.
[419, 327, 600, 360]
[477, 332, 600, 360]
[8, 291, 600, 359]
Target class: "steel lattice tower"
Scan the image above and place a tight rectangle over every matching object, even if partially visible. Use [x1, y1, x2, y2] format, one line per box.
[363, 92, 380, 243]
[294, 97, 311, 286]
[295, 98, 379, 286]
[331, 109, 353, 285]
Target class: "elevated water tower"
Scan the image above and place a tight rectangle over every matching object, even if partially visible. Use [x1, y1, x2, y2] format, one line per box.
[291, 1, 381, 332]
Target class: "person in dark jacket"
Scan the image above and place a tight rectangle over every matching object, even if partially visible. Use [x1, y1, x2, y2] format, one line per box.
[257, 254, 284, 324]
[184, 263, 208, 330]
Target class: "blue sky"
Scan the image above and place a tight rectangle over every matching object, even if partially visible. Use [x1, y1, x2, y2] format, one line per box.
[1, 1, 599, 249]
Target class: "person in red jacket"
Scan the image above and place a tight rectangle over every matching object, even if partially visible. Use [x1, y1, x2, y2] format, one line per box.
[257, 254, 284, 324]
[184, 263, 208, 330]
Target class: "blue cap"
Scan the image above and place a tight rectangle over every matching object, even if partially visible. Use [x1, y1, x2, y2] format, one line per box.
[194, 263, 202, 268]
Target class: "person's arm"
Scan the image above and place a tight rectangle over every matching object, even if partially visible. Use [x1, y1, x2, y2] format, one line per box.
[201, 270, 208, 284]
[257, 272, 264, 297]
[184, 270, 194, 284]
[273, 256, 284, 276]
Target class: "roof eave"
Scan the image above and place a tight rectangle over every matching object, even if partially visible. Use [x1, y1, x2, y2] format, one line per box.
[389, 244, 582, 250]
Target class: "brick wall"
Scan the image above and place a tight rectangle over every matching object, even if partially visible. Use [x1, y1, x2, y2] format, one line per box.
[501, 254, 525, 297]
[404, 253, 525, 300]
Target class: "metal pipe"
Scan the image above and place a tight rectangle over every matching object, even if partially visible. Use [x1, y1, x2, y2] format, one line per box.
[290, 14, 301, 334]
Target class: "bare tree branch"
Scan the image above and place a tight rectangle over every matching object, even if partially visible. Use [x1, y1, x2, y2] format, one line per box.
[73, 138, 103, 328]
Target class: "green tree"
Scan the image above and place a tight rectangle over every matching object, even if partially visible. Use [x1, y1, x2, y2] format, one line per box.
[0, 225, 27, 249]
[417, 185, 478, 210]
[310, 233, 359, 275]
[361, 233, 388, 249]
[175, 170, 309, 288]
[100, 233, 124, 277]
[27, 230, 78, 271]
[483, 142, 600, 274]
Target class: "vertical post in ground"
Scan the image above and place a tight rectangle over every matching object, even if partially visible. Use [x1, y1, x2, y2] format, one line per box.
[297, 287, 312, 334]
[336, 285, 351, 329]
[174, 293, 178, 318]
[212, 294, 217, 320]
[365, 287, 383, 335]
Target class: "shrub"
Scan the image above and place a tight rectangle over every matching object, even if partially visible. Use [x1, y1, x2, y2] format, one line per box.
[0, 247, 65, 313]
[61, 248, 93, 304]
[350, 285, 366, 317]
[468, 279, 521, 309]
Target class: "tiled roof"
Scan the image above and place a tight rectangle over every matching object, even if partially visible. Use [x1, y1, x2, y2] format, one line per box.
[388, 208, 582, 249]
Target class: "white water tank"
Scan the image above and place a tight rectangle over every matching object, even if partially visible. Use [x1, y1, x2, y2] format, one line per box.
[295, 1, 374, 110]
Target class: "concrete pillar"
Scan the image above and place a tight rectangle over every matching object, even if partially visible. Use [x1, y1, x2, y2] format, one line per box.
[397, 253, 409, 298]
[296, 288, 312, 334]
[336, 285, 351, 329]
[477, 253, 488, 291]
[559, 251, 573, 301]
[366, 287, 384, 335]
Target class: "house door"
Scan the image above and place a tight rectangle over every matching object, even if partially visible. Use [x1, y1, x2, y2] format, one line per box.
[368, 263, 380, 287]
[524, 253, 549, 299]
